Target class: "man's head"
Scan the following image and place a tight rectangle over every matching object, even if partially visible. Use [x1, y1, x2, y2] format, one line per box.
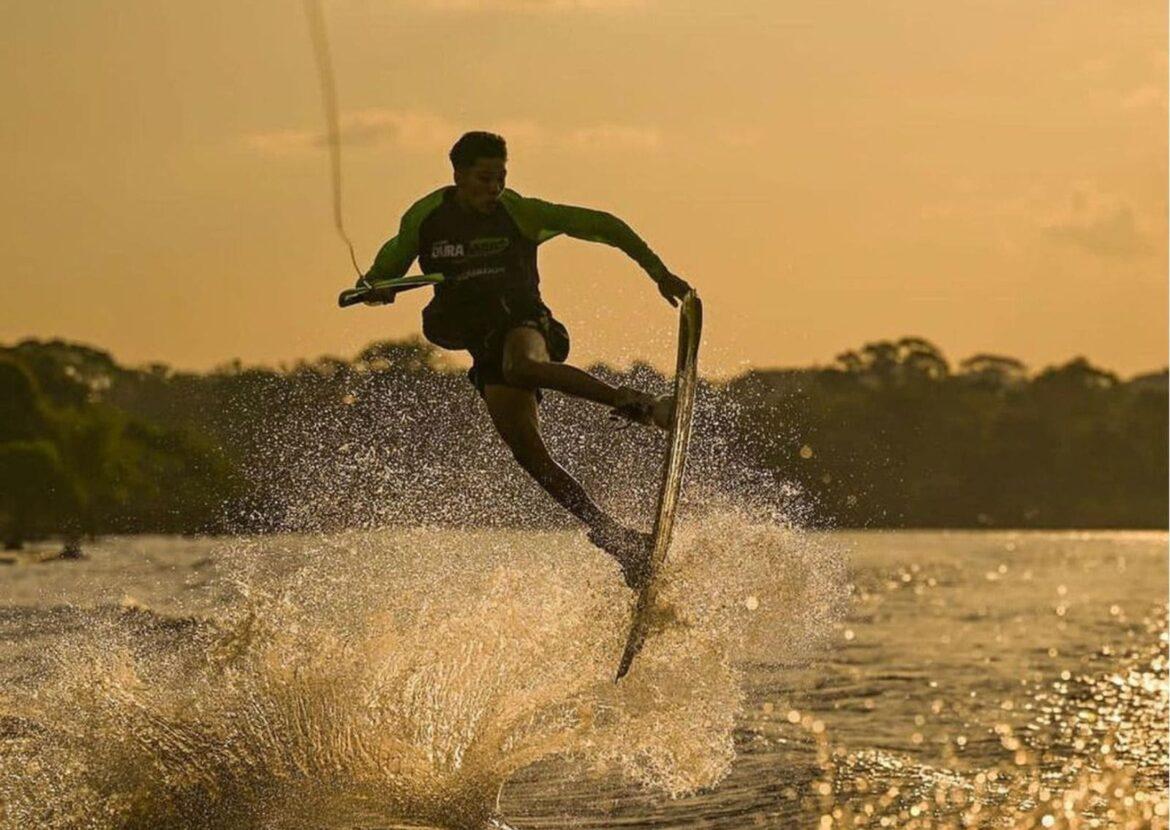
[450, 131, 507, 214]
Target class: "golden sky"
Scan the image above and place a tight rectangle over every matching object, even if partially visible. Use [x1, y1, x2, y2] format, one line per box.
[1, 0, 1166, 377]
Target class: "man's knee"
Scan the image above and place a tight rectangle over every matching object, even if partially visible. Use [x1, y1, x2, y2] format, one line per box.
[501, 327, 551, 388]
[502, 351, 547, 388]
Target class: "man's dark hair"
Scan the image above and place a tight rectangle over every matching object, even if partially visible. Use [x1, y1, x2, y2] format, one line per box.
[449, 131, 507, 169]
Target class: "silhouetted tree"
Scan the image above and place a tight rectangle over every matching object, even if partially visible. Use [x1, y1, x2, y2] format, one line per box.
[2, 337, 1166, 533]
[959, 354, 1028, 391]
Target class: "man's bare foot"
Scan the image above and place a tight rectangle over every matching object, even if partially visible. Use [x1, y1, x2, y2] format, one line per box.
[587, 523, 652, 590]
[611, 387, 674, 430]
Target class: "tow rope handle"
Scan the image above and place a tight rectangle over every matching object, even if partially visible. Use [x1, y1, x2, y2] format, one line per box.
[337, 274, 446, 308]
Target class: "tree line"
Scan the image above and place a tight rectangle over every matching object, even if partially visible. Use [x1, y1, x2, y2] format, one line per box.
[0, 336, 1165, 551]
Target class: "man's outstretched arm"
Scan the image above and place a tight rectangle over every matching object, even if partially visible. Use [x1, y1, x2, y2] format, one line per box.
[360, 188, 447, 289]
[502, 192, 692, 305]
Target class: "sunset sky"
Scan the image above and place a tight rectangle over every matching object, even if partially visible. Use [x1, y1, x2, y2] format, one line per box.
[2, 0, 1166, 377]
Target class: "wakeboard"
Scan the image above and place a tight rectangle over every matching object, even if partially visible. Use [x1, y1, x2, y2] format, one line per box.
[615, 290, 703, 681]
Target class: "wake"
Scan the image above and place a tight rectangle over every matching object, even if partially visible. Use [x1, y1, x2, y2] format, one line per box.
[0, 513, 845, 829]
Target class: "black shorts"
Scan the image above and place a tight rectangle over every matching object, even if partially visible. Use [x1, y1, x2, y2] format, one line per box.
[422, 294, 570, 395]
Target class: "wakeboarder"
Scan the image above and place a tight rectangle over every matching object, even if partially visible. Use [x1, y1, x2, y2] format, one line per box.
[353, 131, 692, 589]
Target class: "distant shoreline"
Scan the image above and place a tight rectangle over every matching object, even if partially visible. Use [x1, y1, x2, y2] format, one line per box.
[2, 336, 1167, 550]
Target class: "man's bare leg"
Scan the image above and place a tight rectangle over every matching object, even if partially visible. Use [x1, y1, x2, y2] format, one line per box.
[482, 383, 649, 587]
[500, 327, 668, 426]
[487, 324, 615, 525]
[483, 384, 609, 528]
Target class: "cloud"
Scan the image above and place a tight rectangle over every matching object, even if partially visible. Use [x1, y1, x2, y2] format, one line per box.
[247, 111, 664, 155]
[566, 123, 662, 151]
[1062, 55, 1167, 113]
[335, 110, 457, 149]
[1078, 57, 1110, 77]
[247, 110, 456, 154]
[246, 127, 316, 155]
[1044, 190, 1155, 260]
[1120, 84, 1167, 111]
[713, 125, 764, 149]
[408, 0, 646, 11]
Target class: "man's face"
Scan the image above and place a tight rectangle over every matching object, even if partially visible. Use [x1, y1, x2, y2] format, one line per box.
[454, 157, 506, 213]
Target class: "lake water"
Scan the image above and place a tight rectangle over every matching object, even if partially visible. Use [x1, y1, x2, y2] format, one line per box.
[0, 525, 1165, 828]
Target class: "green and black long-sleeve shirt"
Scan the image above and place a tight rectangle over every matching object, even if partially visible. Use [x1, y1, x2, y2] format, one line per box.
[364, 187, 670, 309]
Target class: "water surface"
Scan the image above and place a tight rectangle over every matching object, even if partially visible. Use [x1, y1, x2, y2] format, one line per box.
[0, 527, 1165, 828]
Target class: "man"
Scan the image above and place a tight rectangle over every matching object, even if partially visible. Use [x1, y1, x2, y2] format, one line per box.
[357, 131, 692, 588]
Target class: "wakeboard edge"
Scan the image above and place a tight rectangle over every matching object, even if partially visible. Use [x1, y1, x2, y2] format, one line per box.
[615, 290, 702, 680]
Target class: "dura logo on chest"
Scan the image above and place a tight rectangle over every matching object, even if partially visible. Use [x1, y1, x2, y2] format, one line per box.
[431, 241, 465, 259]
[431, 237, 509, 260]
